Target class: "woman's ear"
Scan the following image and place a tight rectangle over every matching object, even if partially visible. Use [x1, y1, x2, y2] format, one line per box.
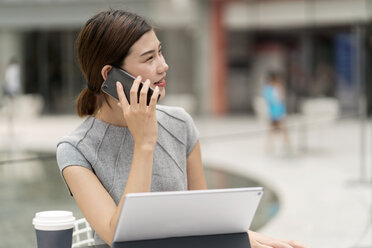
[101, 65, 112, 80]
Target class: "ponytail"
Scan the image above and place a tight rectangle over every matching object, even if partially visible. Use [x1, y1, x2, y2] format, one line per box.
[76, 87, 98, 117]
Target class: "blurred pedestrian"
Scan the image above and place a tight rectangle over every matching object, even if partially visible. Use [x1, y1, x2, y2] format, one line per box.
[3, 57, 21, 138]
[4, 58, 21, 98]
[262, 71, 291, 155]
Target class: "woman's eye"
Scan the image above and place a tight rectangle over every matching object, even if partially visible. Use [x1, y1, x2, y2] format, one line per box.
[159, 49, 162, 55]
[146, 56, 153, 62]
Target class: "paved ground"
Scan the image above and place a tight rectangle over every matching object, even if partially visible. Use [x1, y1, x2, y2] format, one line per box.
[0, 112, 371, 248]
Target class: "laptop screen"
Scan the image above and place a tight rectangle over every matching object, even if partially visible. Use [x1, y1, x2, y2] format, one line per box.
[113, 187, 263, 242]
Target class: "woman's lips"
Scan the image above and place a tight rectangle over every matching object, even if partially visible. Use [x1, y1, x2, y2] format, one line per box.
[155, 80, 166, 87]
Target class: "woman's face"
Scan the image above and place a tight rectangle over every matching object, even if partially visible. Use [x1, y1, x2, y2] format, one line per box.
[122, 30, 168, 99]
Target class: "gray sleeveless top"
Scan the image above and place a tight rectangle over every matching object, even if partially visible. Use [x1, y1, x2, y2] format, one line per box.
[56, 105, 199, 244]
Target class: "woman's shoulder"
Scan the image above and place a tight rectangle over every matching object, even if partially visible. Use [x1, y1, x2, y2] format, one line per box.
[156, 105, 193, 124]
[57, 116, 97, 148]
[156, 105, 198, 145]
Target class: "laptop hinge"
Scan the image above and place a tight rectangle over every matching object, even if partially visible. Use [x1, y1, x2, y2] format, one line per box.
[112, 232, 250, 248]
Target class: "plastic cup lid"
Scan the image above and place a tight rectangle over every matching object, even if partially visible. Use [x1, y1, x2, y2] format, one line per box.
[32, 211, 76, 231]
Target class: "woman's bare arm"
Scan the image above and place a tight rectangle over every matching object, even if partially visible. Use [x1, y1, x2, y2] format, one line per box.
[63, 145, 154, 245]
[186, 141, 207, 190]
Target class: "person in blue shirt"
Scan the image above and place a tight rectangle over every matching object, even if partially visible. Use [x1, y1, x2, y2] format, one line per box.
[262, 72, 290, 154]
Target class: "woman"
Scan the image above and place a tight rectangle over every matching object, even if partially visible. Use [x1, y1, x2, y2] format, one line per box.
[57, 9, 305, 248]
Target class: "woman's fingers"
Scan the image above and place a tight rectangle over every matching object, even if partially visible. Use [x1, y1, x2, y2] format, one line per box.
[250, 237, 273, 248]
[261, 237, 292, 248]
[116, 81, 129, 109]
[130, 76, 142, 106]
[139, 79, 151, 108]
[255, 241, 273, 248]
[269, 241, 292, 248]
[149, 86, 160, 111]
[118, 75, 159, 114]
[281, 240, 307, 248]
[248, 231, 294, 248]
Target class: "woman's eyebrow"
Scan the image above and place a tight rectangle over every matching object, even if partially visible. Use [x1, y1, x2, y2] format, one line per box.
[140, 43, 162, 57]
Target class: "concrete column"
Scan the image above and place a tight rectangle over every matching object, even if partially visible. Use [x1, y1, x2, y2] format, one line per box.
[37, 32, 49, 113]
[210, 0, 227, 115]
[298, 32, 313, 153]
[355, 25, 368, 183]
[192, 0, 212, 116]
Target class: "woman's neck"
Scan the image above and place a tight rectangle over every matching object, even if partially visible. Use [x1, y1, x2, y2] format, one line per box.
[95, 101, 128, 127]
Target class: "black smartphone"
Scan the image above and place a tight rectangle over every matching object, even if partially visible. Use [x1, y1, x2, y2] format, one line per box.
[101, 67, 157, 105]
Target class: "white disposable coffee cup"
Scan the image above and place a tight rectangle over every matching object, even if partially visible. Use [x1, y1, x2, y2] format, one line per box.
[33, 211, 76, 248]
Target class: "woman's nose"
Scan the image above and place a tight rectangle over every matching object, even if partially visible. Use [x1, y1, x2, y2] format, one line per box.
[157, 58, 169, 74]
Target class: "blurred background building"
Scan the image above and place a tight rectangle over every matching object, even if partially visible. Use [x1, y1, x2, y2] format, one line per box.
[0, 0, 371, 117]
[1, 1, 372, 247]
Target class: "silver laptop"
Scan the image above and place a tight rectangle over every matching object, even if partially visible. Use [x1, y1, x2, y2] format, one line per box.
[113, 187, 264, 243]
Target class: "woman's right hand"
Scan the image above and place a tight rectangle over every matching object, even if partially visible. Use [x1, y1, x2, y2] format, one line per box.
[248, 231, 308, 248]
[116, 76, 160, 150]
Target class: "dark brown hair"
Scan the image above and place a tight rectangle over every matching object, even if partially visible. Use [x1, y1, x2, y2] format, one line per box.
[75, 9, 152, 117]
